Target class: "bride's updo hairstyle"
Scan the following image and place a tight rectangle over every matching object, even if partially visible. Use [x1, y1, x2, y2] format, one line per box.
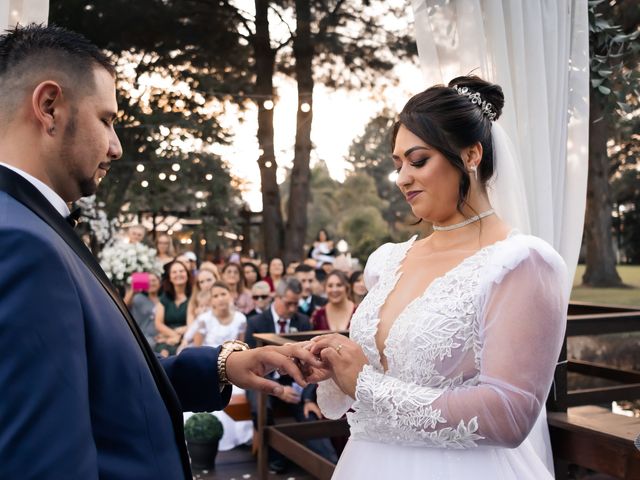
[391, 75, 504, 213]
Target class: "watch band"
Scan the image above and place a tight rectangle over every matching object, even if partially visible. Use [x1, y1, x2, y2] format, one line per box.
[217, 340, 250, 385]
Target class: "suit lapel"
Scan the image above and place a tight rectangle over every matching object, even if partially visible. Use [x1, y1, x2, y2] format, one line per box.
[0, 165, 191, 478]
[264, 308, 276, 333]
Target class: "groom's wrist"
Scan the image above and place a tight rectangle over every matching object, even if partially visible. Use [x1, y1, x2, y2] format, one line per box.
[218, 340, 250, 385]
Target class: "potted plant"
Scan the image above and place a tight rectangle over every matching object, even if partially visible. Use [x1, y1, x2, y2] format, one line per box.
[184, 413, 224, 470]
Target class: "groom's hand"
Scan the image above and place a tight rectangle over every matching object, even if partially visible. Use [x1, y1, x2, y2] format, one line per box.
[225, 344, 323, 395]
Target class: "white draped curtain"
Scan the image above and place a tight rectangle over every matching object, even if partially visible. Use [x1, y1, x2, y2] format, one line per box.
[1, 0, 48, 32]
[411, 0, 589, 283]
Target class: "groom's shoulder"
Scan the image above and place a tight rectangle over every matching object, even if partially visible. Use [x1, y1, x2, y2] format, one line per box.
[1, 193, 51, 242]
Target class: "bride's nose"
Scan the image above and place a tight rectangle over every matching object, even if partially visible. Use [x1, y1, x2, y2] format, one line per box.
[396, 163, 413, 189]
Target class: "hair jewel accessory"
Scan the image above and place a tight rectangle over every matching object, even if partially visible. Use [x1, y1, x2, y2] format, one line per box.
[453, 85, 497, 121]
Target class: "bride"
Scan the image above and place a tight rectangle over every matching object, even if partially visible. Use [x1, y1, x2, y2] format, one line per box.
[306, 76, 569, 479]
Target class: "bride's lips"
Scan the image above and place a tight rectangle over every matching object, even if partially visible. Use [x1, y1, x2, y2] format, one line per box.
[405, 190, 422, 202]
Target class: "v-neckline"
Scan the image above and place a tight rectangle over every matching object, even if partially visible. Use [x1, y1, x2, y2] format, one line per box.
[373, 230, 518, 372]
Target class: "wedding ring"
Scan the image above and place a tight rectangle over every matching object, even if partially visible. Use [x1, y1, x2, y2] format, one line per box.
[335, 344, 343, 353]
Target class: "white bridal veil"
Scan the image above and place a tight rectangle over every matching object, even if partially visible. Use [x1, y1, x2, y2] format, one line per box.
[411, 0, 590, 286]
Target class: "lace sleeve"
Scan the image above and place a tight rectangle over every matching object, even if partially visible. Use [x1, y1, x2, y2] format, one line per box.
[317, 241, 397, 419]
[351, 247, 568, 448]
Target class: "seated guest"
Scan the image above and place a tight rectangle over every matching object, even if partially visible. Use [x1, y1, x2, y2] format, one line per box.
[123, 272, 162, 348]
[155, 260, 191, 357]
[191, 282, 247, 347]
[245, 278, 336, 471]
[242, 262, 261, 289]
[154, 232, 175, 267]
[286, 261, 300, 276]
[349, 270, 367, 308]
[264, 257, 284, 292]
[294, 264, 327, 317]
[199, 261, 221, 281]
[127, 224, 146, 244]
[186, 267, 218, 325]
[246, 280, 272, 318]
[182, 282, 253, 452]
[221, 262, 255, 315]
[258, 261, 269, 279]
[310, 270, 354, 331]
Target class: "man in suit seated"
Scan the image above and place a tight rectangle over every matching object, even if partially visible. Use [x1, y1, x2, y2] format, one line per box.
[245, 277, 337, 471]
[246, 280, 272, 318]
[295, 263, 328, 318]
[0, 24, 319, 480]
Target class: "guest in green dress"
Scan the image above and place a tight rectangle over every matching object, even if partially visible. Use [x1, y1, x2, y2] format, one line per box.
[155, 260, 192, 356]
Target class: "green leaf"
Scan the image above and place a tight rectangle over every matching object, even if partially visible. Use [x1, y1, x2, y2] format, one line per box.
[598, 69, 613, 76]
[598, 85, 612, 95]
[591, 78, 604, 87]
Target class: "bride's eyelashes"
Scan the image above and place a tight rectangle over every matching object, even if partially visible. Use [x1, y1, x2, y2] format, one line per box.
[394, 158, 429, 173]
[410, 158, 429, 168]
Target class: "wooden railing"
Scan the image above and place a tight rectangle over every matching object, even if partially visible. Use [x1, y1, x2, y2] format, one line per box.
[548, 301, 640, 480]
[252, 302, 640, 480]
[253, 331, 349, 480]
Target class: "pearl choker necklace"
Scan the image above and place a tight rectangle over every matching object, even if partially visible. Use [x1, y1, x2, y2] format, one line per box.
[432, 209, 495, 231]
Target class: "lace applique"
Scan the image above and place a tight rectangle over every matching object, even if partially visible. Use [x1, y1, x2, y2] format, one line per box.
[350, 237, 511, 447]
[319, 233, 534, 448]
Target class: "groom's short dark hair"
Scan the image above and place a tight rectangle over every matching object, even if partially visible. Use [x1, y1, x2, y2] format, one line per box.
[0, 23, 115, 122]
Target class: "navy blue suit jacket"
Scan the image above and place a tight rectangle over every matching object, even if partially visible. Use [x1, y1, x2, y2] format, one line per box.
[0, 165, 231, 479]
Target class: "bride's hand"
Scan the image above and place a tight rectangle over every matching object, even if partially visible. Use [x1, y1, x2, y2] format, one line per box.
[309, 334, 368, 399]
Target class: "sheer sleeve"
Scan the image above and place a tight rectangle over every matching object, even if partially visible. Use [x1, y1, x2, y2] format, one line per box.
[362, 242, 394, 291]
[351, 245, 568, 448]
[318, 241, 395, 419]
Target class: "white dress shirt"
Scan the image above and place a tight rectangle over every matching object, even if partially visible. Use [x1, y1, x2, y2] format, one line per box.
[270, 304, 290, 333]
[0, 162, 70, 217]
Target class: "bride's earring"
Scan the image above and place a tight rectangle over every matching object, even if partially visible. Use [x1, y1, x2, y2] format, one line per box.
[469, 165, 478, 182]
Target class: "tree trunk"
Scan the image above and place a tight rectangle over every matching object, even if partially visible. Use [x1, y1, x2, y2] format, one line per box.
[254, 0, 284, 260]
[582, 88, 622, 287]
[284, 0, 314, 264]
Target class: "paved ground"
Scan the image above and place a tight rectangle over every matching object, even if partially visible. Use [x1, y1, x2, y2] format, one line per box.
[192, 445, 313, 480]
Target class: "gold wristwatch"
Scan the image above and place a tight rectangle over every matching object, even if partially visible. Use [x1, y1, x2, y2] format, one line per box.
[217, 340, 250, 386]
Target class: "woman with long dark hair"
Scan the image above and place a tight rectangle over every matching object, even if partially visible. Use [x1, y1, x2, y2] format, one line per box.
[308, 76, 568, 479]
[155, 260, 192, 357]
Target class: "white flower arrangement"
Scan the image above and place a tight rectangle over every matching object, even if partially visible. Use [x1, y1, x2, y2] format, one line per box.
[99, 241, 162, 288]
[75, 195, 115, 246]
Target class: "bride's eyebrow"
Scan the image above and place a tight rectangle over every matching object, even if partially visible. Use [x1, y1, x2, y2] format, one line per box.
[392, 145, 432, 160]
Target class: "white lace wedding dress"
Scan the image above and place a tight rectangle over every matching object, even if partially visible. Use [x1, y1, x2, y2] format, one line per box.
[318, 231, 568, 479]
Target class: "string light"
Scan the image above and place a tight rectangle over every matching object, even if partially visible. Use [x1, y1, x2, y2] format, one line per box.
[141, 180, 149, 188]
[205, 174, 213, 180]
[171, 163, 180, 172]
[263, 99, 274, 110]
[169, 174, 177, 182]
[265, 161, 272, 168]
[136, 164, 145, 172]
[159, 172, 167, 180]
[300, 102, 311, 113]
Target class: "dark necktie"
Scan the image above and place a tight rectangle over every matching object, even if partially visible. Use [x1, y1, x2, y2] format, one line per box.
[65, 206, 82, 228]
[277, 319, 287, 334]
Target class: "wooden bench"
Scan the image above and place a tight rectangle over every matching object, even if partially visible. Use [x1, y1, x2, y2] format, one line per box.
[224, 394, 252, 421]
[253, 331, 349, 479]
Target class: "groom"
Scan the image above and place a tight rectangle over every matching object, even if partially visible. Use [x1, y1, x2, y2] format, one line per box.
[0, 24, 318, 479]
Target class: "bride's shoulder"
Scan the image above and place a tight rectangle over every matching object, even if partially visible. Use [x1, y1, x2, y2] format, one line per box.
[485, 231, 568, 283]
